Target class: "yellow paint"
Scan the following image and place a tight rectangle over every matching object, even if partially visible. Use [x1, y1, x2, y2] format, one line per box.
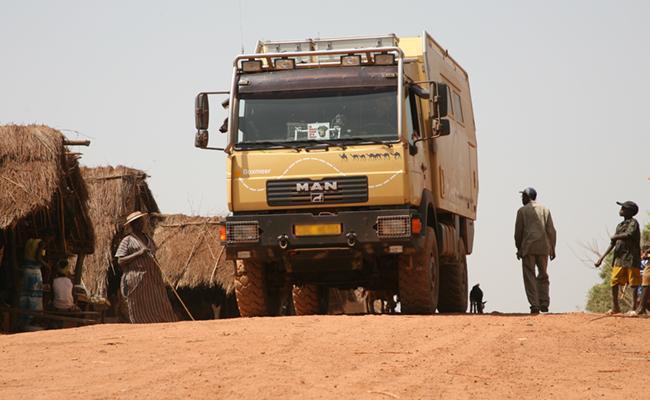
[227, 144, 411, 212]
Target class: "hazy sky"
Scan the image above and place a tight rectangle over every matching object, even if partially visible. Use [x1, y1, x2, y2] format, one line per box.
[2, 0, 648, 312]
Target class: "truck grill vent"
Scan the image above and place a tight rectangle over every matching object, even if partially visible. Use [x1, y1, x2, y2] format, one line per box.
[267, 176, 368, 206]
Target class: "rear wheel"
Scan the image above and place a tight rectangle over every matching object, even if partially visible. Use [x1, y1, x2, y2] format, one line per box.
[438, 241, 469, 313]
[292, 284, 321, 315]
[398, 227, 440, 314]
[234, 259, 270, 317]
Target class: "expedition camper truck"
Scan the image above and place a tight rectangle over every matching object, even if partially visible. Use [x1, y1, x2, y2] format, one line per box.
[194, 33, 478, 316]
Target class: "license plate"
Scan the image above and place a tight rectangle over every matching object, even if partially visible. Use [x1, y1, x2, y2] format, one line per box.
[294, 223, 342, 236]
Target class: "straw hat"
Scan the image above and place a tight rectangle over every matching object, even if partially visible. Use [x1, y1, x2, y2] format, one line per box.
[124, 211, 148, 226]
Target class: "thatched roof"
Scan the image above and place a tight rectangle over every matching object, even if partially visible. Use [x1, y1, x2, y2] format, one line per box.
[80, 166, 159, 297]
[153, 214, 234, 295]
[0, 124, 94, 254]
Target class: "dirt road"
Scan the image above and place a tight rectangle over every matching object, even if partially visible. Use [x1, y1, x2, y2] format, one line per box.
[0, 313, 647, 399]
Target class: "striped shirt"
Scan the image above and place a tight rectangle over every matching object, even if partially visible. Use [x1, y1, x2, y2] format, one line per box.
[115, 234, 177, 323]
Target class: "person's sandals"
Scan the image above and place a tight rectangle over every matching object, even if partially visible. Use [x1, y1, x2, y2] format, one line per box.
[605, 309, 621, 315]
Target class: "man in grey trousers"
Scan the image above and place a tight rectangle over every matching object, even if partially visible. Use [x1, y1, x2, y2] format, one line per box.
[514, 187, 557, 314]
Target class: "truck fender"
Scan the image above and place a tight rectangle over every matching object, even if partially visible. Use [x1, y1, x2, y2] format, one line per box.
[418, 190, 441, 247]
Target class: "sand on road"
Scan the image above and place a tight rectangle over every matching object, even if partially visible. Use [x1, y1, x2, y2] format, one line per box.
[0, 313, 648, 399]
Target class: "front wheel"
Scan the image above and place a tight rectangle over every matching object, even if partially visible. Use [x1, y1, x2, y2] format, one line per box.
[292, 284, 321, 315]
[234, 259, 270, 317]
[398, 227, 440, 314]
[437, 241, 469, 313]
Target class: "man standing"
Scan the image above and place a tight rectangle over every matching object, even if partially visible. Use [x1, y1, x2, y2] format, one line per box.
[514, 187, 557, 314]
[594, 201, 641, 314]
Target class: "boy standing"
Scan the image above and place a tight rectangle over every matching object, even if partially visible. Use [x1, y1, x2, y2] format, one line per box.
[595, 201, 641, 314]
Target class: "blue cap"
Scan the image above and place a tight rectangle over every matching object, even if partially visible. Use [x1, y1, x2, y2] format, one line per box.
[519, 187, 537, 200]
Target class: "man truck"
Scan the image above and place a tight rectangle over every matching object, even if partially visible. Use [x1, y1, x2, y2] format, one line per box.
[194, 32, 478, 316]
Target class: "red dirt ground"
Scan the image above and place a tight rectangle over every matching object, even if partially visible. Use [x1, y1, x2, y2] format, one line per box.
[1, 313, 648, 399]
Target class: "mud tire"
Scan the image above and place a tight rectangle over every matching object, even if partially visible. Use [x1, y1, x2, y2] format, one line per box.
[437, 241, 469, 313]
[292, 284, 320, 315]
[398, 227, 440, 314]
[234, 259, 269, 317]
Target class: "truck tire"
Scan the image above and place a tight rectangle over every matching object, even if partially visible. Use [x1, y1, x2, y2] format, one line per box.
[234, 259, 269, 317]
[438, 241, 469, 313]
[292, 284, 320, 315]
[398, 227, 440, 314]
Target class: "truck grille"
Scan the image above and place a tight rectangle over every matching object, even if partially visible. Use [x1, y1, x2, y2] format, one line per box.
[267, 176, 368, 206]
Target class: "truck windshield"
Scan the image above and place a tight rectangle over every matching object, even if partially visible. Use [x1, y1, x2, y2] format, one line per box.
[236, 88, 397, 147]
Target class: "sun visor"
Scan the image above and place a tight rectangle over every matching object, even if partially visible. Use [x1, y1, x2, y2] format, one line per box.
[237, 66, 397, 95]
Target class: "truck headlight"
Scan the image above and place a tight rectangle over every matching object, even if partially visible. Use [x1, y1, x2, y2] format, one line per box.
[376, 215, 411, 239]
[274, 58, 296, 70]
[225, 221, 260, 243]
[241, 60, 263, 72]
[374, 53, 395, 65]
[340, 54, 361, 66]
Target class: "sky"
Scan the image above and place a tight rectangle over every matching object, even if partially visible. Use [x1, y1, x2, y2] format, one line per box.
[1, 0, 649, 312]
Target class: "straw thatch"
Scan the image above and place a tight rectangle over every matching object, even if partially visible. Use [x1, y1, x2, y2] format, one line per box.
[0, 124, 94, 254]
[80, 166, 159, 298]
[153, 214, 234, 295]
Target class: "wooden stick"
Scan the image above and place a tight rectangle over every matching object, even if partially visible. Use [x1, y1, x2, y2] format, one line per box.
[174, 225, 209, 289]
[63, 139, 91, 146]
[148, 254, 195, 321]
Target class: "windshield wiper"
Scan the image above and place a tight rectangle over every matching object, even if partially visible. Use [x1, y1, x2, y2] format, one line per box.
[293, 140, 334, 151]
[238, 141, 302, 152]
[335, 137, 393, 148]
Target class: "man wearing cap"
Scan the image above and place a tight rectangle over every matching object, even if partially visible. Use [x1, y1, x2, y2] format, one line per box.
[514, 187, 557, 314]
[595, 201, 641, 314]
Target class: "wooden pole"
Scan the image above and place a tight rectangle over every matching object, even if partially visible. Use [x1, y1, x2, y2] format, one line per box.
[73, 254, 86, 285]
[63, 139, 91, 146]
[148, 254, 195, 321]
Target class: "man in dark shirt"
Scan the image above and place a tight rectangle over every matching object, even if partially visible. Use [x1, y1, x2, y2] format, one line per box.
[595, 201, 641, 314]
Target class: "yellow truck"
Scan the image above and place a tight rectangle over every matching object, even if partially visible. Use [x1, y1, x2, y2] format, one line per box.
[194, 32, 478, 316]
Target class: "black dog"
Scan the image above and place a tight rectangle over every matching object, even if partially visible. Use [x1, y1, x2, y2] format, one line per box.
[469, 284, 486, 314]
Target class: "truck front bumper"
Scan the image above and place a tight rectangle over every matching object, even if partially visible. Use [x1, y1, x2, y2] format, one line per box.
[224, 208, 425, 263]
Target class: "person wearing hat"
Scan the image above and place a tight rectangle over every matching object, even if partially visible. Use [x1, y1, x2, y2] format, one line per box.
[514, 187, 557, 314]
[114, 211, 177, 323]
[595, 201, 641, 314]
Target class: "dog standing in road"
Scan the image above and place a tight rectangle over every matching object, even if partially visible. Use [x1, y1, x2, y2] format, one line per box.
[470, 284, 486, 314]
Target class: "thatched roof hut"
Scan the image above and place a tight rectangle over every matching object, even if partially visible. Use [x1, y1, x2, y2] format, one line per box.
[80, 166, 159, 298]
[153, 214, 234, 295]
[0, 125, 94, 256]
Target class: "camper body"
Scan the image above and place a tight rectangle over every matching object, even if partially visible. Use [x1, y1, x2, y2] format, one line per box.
[194, 32, 478, 315]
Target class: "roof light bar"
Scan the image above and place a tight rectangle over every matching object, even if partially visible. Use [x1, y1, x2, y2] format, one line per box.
[241, 60, 263, 72]
[274, 58, 296, 70]
[340, 54, 362, 66]
[374, 53, 395, 65]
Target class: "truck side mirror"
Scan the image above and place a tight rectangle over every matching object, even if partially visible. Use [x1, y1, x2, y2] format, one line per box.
[195, 130, 209, 148]
[432, 118, 451, 137]
[195, 93, 210, 130]
[193, 90, 230, 151]
[432, 82, 449, 118]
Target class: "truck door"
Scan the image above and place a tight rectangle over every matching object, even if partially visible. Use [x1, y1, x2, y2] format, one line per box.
[405, 89, 427, 201]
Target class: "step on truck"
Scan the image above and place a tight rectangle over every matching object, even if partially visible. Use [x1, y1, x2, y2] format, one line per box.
[194, 32, 478, 316]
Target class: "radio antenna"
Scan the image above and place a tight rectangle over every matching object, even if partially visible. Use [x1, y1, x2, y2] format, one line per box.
[239, 0, 245, 53]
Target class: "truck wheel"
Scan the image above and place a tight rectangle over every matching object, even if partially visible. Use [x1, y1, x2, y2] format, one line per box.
[398, 227, 440, 314]
[292, 284, 320, 315]
[437, 241, 469, 313]
[234, 259, 270, 317]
